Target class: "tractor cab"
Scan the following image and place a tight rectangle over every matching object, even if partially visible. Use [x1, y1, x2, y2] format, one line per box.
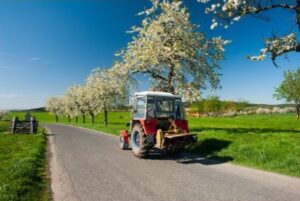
[133, 92, 185, 130]
[120, 91, 196, 158]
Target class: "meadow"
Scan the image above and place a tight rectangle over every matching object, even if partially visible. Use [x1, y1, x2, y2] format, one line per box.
[9, 111, 300, 177]
[0, 122, 49, 201]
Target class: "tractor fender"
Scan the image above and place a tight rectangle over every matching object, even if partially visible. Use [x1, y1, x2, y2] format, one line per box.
[120, 130, 129, 143]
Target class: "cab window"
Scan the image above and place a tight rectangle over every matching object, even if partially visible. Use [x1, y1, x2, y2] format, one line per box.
[175, 99, 184, 119]
[135, 98, 146, 119]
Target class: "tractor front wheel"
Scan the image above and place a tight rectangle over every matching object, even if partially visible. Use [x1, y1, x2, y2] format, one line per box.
[131, 124, 149, 158]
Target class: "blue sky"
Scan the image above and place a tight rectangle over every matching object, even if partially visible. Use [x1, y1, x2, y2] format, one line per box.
[0, 0, 299, 109]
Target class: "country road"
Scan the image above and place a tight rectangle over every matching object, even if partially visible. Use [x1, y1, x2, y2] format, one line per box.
[45, 124, 300, 201]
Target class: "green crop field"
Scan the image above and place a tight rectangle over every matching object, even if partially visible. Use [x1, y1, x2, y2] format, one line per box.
[0, 122, 49, 201]
[9, 111, 300, 177]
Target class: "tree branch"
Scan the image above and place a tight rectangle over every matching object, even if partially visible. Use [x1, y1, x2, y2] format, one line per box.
[297, 43, 300, 52]
[251, 4, 297, 14]
[271, 43, 300, 67]
[131, 69, 167, 81]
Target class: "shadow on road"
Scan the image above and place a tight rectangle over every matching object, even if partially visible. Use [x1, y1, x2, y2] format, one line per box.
[143, 138, 233, 165]
[146, 153, 233, 165]
[176, 155, 233, 165]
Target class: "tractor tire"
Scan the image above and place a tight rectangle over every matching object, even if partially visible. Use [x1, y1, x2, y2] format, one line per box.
[131, 124, 149, 158]
[119, 135, 129, 150]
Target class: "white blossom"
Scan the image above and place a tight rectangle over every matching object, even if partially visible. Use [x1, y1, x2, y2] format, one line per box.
[210, 22, 218, 29]
[116, 0, 228, 100]
[249, 33, 298, 65]
[46, 97, 64, 120]
[198, 0, 299, 63]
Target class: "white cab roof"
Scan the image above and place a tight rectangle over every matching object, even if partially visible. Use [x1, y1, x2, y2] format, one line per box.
[134, 91, 181, 98]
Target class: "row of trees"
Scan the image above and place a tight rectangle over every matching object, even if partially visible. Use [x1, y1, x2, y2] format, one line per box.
[47, 0, 229, 122]
[46, 68, 130, 125]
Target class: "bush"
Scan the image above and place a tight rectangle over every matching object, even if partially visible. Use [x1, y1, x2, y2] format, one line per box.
[204, 96, 222, 116]
[236, 100, 249, 112]
[222, 101, 237, 112]
[189, 101, 204, 117]
[189, 98, 251, 117]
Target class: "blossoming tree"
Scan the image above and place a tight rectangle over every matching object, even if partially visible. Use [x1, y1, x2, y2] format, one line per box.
[198, 0, 300, 66]
[63, 93, 81, 123]
[86, 67, 129, 126]
[65, 85, 88, 123]
[117, 0, 229, 101]
[46, 97, 64, 122]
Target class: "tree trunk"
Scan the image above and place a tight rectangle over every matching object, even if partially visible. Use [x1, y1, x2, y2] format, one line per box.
[75, 116, 78, 123]
[82, 114, 86, 124]
[68, 115, 71, 123]
[55, 115, 58, 123]
[167, 65, 175, 94]
[90, 112, 95, 124]
[296, 104, 300, 119]
[104, 106, 108, 127]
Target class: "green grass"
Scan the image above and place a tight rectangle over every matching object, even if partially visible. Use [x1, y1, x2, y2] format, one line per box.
[187, 114, 300, 177]
[189, 130, 300, 177]
[0, 127, 49, 201]
[189, 113, 300, 132]
[9, 111, 300, 177]
[0, 122, 9, 133]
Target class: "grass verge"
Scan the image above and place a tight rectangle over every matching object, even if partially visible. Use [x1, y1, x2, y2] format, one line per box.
[189, 130, 300, 177]
[0, 126, 50, 201]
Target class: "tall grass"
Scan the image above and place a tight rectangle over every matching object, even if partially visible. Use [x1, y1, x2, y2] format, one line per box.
[0, 130, 49, 201]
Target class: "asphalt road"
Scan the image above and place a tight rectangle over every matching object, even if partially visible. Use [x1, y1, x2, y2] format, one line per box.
[45, 124, 300, 201]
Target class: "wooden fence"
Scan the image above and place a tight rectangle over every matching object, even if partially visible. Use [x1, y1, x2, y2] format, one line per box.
[10, 117, 39, 134]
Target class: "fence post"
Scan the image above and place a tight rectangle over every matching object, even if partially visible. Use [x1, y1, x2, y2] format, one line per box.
[30, 117, 36, 134]
[11, 117, 15, 133]
[11, 117, 18, 134]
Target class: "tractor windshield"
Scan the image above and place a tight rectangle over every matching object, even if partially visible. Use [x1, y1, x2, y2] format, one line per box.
[146, 96, 184, 120]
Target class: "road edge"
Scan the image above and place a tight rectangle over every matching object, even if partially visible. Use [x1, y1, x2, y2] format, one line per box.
[44, 126, 81, 201]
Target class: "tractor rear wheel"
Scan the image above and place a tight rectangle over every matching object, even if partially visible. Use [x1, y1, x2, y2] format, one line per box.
[131, 124, 149, 158]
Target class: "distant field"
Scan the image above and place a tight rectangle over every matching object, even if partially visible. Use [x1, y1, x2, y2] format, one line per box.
[9, 111, 300, 177]
[0, 125, 49, 201]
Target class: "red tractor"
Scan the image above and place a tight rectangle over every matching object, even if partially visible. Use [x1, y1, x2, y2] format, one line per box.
[119, 91, 196, 158]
